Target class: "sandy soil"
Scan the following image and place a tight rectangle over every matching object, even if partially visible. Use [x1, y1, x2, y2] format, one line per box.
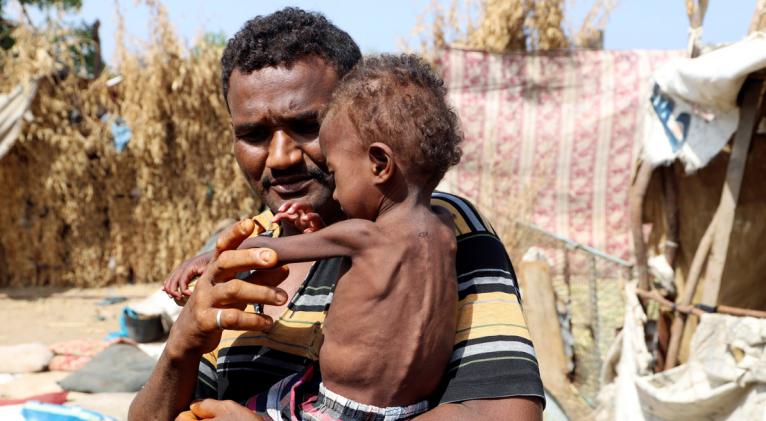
[0, 283, 162, 345]
[0, 283, 165, 420]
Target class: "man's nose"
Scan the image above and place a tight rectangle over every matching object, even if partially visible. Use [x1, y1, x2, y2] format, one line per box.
[266, 130, 303, 170]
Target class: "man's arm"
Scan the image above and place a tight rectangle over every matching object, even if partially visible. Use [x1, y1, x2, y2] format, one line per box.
[239, 218, 376, 263]
[414, 397, 543, 421]
[129, 343, 204, 421]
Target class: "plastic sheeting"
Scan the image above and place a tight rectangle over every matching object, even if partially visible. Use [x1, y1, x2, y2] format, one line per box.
[0, 81, 37, 160]
[641, 33, 766, 172]
[597, 282, 766, 420]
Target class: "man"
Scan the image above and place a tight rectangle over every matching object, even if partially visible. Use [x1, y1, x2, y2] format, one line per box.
[129, 8, 544, 421]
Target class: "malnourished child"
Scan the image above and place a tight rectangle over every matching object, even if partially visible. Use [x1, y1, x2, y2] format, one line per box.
[216, 54, 463, 420]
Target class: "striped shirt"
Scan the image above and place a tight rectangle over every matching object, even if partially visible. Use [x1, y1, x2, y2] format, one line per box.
[194, 191, 545, 407]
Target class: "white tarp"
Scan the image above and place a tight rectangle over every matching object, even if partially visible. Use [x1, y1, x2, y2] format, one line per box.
[641, 32, 766, 172]
[597, 282, 766, 420]
[0, 81, 37, 160]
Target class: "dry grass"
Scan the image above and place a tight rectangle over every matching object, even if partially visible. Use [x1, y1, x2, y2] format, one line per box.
[0, 2, 257, 287]
[404, 0, 618, 62]
[574, 0, 617, 49]
[750, 0, 766, 34]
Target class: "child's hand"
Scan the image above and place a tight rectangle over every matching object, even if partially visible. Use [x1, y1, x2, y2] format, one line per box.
[163, 251, 213, 305]
[273, 201, 325, 233]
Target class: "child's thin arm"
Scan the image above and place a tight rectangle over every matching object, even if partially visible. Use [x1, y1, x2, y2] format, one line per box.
[237, 219, 377, 263]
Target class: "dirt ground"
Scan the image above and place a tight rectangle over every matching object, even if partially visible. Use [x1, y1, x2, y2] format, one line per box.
[0, 283, 162, 345]
[0, 283, 164, 420]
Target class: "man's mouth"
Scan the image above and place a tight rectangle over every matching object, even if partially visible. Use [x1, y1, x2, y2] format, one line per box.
[270, 176, 314, 195]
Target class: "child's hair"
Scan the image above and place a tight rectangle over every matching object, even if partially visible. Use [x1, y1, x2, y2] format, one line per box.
[323, 54, 462, 190]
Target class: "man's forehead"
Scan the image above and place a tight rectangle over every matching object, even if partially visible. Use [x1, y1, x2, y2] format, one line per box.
[227, 58, 339, 120]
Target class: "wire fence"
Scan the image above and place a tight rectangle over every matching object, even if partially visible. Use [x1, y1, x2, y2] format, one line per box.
[515, 222, 633, 407]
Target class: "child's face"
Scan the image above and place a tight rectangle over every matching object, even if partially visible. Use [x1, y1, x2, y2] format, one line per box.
[319, 111, 379, 220]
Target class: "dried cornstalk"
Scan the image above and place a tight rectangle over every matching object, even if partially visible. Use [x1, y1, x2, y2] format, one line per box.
[406, 0, 617, 61]
[685, 0, 709, 29]
[750, 0, 766, 34]
[574, 0, 617, 49]
[0, 2, 257, 287]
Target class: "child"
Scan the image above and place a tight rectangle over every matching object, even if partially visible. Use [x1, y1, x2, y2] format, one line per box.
[180, 54, 462, 420]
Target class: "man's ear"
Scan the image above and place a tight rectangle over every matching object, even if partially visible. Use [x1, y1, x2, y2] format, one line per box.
[368, 142, 394, 184]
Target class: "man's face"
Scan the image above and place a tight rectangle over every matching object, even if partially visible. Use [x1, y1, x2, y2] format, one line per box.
[227, 57, 341, 220]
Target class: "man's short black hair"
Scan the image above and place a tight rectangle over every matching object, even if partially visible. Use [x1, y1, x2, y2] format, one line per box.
[221, 7, 362, 101]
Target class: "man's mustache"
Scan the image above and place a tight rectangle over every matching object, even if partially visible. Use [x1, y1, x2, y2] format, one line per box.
[261, 167, 332, 191]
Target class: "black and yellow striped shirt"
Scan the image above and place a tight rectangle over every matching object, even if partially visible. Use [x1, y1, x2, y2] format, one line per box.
[195, 191, 544, 407]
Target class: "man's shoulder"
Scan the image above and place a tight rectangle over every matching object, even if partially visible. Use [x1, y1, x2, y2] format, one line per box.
[429, 191, 496, 236]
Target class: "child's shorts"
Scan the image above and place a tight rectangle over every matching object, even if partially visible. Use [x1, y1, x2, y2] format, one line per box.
[300, 382, 428, 421]
[246, 364, 429, 421]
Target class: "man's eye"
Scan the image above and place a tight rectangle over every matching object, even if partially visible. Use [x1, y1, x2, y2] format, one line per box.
[239, 128, 269, 144]
[290, 120, 320, 138]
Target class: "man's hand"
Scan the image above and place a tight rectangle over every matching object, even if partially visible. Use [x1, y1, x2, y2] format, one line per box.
[163, 252, 213, 304]
[129, 219, 290, 421]
[168, 219, 290, 356]
[175, 400, 265, 421]
[273, 200, 325, 233]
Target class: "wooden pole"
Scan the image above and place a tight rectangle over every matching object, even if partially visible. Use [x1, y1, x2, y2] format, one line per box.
[651, 167, 678, 370]
[630, 161, 654, 292]
[660, 166, 679, 268]
[663, 211, 718, 369]
[701, 78, 764, 307]
[518, 260, 592, 419]
[685, 0, 708, 57]
[636, 288, 766, 319]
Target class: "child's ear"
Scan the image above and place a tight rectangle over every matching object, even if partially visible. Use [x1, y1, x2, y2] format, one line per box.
[367, 142, 394, 184]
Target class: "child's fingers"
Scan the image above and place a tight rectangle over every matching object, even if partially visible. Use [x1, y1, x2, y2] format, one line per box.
[288, 202, 302, 214]
[306, 212, 324, 230]
[274, 211, 299, 223]
[180, 275, 198, 297]
[163, 274, 181, 299]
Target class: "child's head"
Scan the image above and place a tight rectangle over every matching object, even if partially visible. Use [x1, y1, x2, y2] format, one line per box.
[318, 54, 462, 219]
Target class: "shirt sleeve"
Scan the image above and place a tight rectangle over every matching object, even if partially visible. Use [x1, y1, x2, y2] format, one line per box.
[193, 352, 219, 400]
[430, 192, 545, 407]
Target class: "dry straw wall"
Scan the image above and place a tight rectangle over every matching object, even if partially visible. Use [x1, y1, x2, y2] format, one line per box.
[0, 4, 257, 288]
[406, 0, 616, 62]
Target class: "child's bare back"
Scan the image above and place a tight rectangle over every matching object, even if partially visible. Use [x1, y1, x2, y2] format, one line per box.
[245, 202, 457, 407]
[319, 206, 457, 406]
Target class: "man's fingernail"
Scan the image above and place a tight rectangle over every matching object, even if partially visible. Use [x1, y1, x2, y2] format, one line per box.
[259, 249, 275, 262]
[276, 290, 287, 303]
[240, 220, 250, 233]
